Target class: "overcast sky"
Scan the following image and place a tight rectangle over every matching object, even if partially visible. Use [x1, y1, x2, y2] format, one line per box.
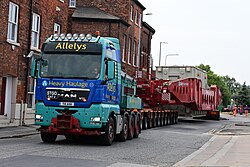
[139, 0, 250, 85]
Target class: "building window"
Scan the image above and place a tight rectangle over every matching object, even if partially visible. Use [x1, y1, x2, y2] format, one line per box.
[133, 41, 136, 66]
[130, 6, 133, 21]
[122, 35, 127, 62]
[128, 38, 132, 64]
[69, 0, 76, 8]
[31, 13, 40, 49]
[135, 11, 138, 25]
[7, 2, 19, 43]
[138, 13, 142, 28]
[54, 23, 61, 34]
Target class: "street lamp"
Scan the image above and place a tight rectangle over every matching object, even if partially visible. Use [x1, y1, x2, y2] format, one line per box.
[137, 13, 152, 78]
[159, 42, 168, 66]
[165, 54, 179, 66]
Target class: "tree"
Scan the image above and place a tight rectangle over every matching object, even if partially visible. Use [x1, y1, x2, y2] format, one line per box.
[237, 82, 249, 105]
[221, 75, 241, 95]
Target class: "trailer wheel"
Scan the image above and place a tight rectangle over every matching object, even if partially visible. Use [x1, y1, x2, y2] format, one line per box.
[158, 117, 161, 127]
[171, 112, 174, 124]
[142, 117, 148, 130]
[41, 132, 57, 143]
[147, 118, 152, 129]
[116, 116, 128, 142]
[175, 113, 178, 124]
[134, 115, 140, 138]
[152, 117, 157, 128]
[127, 115, 135, 140]
[164, 115, 168, 126]
[168, 113, 171, 124]
[101, 117, 115, 145]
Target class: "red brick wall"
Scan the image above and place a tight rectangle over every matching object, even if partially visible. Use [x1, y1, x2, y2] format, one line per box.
[77, 0, 130, 22]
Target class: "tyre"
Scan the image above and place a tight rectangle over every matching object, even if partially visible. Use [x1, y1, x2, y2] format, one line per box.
[164, 115, 168, 126]
[41, 132, 57, 143]
[134, 115, 140, 138]
[175, 113, 178, 124]
[168, 113, 171, 125]
[101, 117, 115, 145]
[127, 115, 134, 140]
[152, 117, 157, 128]
[142, 117, 147, 130]
[147, 117, 152, 129]
[116, 116, 128, 142]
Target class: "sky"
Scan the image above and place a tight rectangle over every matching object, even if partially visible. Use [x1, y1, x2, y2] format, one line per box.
[139, 0, 250, 85]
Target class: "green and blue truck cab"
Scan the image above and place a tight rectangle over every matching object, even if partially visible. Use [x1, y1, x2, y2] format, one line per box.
[31, 33, 142, 145]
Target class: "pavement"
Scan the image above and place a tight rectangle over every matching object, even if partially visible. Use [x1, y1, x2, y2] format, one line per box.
[0, 113, 250, 167]
[174, 113, 250, 167]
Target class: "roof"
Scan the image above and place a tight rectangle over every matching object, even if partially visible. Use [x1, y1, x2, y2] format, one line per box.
[72, 7, 130, 27]
[134, 0, 146, 10]
[143, 22, 155, 34]
[72, 7, 120, 20]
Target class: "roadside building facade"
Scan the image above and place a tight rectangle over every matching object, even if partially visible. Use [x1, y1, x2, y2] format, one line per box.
[0, 0, 155, 122]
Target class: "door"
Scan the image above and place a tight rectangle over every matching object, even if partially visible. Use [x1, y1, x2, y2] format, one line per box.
[0, 77, 6, 115]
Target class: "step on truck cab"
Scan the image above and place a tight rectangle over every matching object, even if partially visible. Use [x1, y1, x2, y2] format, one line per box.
[31, 33, 142, 145]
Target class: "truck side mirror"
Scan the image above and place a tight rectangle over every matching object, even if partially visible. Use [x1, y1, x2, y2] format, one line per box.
[31, 58, 38, 78]
[30, 54, 41, 78]
[107, 61, 115, 80]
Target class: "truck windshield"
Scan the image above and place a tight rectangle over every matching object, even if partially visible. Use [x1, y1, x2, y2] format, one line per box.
[40, 53, 102, 79]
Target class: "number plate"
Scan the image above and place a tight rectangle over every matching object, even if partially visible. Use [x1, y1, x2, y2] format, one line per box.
[59, 102, 74, 106]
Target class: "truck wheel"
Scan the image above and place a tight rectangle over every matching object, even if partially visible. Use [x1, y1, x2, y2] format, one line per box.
[101, 117, 115, 145]
[134, 115, 140, 138]
[142, 117, 147, 130]
[116, 116, 128, 142]
[127, 115, 134, 140]
[41, 132, 57, 143]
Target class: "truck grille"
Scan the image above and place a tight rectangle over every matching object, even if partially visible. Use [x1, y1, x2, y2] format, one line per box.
[46, 88, 90, 102]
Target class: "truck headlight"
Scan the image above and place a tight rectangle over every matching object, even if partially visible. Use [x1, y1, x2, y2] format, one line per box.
[90, 117, 101, 122]
[35, 114, 43, 119]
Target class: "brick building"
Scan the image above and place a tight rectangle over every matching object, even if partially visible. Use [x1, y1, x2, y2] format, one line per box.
[0, 0, 155, 122]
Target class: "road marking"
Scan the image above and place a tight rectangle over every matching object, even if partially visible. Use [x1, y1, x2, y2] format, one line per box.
[107, 163, 154, 167]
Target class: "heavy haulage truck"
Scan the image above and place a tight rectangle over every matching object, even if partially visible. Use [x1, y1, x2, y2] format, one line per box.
[31, 33, 221, 145]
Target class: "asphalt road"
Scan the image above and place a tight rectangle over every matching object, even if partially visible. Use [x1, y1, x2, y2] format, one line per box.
[0, 117, 230, 167]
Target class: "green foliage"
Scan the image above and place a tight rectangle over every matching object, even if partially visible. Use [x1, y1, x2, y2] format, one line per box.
[237, 82, 249, 105]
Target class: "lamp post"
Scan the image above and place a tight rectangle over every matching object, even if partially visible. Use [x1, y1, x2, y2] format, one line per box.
[159, 42, 168, 66]
[165, 54, 179, 66]
[137, 13, 152, 78]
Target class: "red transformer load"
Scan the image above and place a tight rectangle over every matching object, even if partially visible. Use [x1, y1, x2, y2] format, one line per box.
[136, 66, 221, 129]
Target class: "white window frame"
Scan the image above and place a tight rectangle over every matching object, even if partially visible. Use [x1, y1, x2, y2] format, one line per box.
[138, 13, 142, 28]
[133, 41, 136, 66]
[135, 10, 138, 25]
[7, 2, 19, 43]
[128, 38, 131, 65]
[69, 0, 76, 8]
[54, 23, 61, 34]
[31, 13, 40, 49]
[122, 35, 126, 62]
[130, 5, 133, 21]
